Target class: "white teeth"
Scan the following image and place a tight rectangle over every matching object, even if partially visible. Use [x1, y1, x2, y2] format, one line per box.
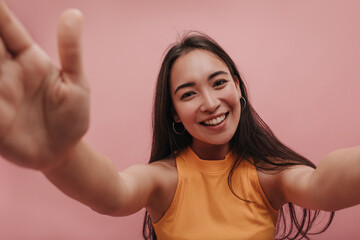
[203, 114, 226, 126]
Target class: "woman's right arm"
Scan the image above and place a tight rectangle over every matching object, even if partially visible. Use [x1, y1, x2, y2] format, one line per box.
[0, 1, 159, 216]
[43, 140, 163, 216]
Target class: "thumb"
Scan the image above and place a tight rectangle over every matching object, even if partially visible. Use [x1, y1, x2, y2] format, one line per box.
[57, 9, 84, 77]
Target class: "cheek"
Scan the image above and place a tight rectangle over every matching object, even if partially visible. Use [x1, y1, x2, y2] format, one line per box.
[173, 102, 196, 123]
[230, 95, 240, 106]
[226, 91, 242, 123]
[226, 89, 241, 109]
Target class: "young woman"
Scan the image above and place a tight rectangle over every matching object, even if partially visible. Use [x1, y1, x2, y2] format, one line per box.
[143, 34, 334, 239]
[0, 2, 359, 239]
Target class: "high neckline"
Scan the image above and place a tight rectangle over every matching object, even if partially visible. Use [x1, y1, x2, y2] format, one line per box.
[185, 147, 234, 174]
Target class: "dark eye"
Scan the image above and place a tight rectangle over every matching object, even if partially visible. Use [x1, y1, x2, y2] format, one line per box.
[213, 79, 227, 87]
[181, 91, 195, 100]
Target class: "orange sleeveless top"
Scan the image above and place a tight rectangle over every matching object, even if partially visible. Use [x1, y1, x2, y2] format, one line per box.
[153, 147, 278, 240]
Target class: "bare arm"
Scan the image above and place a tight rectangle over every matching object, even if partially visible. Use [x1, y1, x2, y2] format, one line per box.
[42, 141, 127, 215]
[0, 1, 161, 217]
[43, 140, 165, 216]
[279, 146, 360, 211]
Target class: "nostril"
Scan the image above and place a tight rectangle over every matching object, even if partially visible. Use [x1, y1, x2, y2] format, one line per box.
[200, 97, 220, 113]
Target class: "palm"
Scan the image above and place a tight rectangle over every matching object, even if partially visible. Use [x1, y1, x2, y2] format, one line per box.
[0, 4, 89, 169]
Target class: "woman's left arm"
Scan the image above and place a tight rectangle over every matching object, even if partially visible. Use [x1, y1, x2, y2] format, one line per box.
[278, 146, 360, 211]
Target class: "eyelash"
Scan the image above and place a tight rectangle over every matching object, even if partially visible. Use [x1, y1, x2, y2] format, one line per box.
[213, 79, 227, 87]
[180, 80, 228, 100]
[180, 92, 195, 100]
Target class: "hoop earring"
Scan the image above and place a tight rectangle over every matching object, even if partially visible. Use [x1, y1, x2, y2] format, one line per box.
[172, 122, 185, 135]
[240, 96, 246, 111]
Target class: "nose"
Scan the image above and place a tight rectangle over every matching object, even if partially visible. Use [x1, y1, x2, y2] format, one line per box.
[200, 92, 220, 112]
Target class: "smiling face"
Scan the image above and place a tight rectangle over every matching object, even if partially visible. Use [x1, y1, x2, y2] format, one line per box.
[170, 49, 242, 159]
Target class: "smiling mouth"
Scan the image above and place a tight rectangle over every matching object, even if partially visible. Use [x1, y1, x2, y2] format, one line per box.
[201, 112, 229, 126]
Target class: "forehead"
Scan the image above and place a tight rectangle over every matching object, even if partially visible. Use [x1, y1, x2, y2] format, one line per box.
[170, 49, 229, 85]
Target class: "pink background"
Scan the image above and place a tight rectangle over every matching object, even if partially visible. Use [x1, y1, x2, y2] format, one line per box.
[0, 0, 359, 239]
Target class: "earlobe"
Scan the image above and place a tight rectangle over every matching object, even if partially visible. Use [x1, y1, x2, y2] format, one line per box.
[173, 114, 181, 123]
[172, 113, 185, 135]
[172, 107, 181, 123]
[234, 76, 241, 95]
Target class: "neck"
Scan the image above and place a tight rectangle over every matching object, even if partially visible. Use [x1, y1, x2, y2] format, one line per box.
[190, 140, 230, 160]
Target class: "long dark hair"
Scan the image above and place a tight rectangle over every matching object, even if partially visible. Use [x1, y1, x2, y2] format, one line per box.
[143, 32, 334, 239]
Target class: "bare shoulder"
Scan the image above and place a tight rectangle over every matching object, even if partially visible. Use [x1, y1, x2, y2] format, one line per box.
[147, 157, 178, 196]
[150, 157, 177, 169]
[256, 159, 315, 210]
[112, 157, 177, 217]
[121, 157, 177, 179]
[146, 157, 177, 184]
[146, 157, 178, 222]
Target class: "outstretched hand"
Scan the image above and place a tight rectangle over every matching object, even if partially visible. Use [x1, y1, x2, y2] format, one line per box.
[0, 2, 90, 170]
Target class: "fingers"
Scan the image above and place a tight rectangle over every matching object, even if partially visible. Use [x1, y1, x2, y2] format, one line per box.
[57, 9, 84, 77]
[0, 1, 33, 56]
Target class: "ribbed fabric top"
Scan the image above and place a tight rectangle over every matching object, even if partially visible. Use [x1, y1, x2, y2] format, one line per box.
[153, 147, 278, 240]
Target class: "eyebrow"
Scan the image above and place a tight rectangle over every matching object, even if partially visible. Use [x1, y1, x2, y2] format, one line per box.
[174, 70, 228, 94]
[208, 70, 228, 81]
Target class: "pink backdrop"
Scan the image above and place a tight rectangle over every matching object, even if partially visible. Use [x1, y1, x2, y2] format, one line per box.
[0, 0, 359, 239]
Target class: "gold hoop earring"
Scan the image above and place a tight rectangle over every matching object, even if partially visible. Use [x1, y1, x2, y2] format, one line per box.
[240, 96, 246, 111]
[172, 122, 185, 135]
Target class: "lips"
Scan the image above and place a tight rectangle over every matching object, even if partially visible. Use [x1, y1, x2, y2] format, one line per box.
[201, 112, 229, 126]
